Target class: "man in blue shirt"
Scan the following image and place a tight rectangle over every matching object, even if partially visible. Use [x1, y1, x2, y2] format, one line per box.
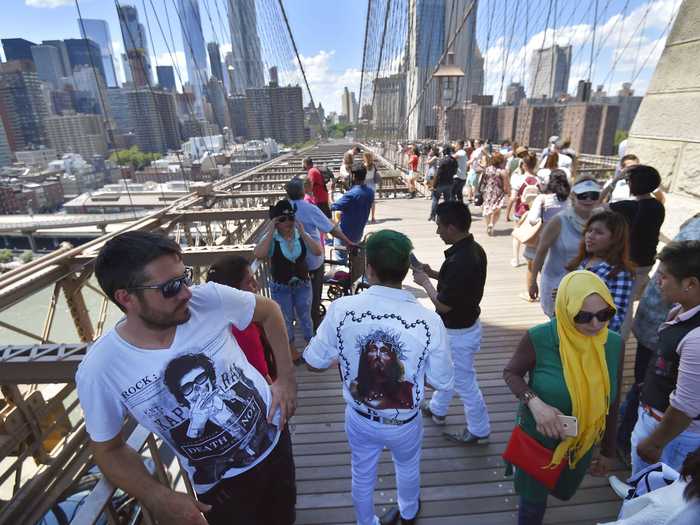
[331, 165, 374, 271]
[285, 179, 354, 331]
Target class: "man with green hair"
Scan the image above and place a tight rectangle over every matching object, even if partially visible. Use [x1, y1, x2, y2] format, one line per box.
[304, 229, 454, 525]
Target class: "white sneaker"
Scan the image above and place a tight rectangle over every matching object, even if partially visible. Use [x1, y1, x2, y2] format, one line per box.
[510, 258, 521, 268]
[608, 475, 633, 499]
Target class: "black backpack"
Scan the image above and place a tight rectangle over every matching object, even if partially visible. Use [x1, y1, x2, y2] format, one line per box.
[320, 165, 335, 184]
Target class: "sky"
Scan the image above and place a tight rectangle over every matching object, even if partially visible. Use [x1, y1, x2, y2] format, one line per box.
[0, 0, 683, 114]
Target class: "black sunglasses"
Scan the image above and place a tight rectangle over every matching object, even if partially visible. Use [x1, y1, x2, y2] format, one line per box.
[276, 215, 295, 223]
[130, 267, 193, 299]
[575, 191, 601, 201]
[181, 371, 209, 396]
[573, 306, 615, 324]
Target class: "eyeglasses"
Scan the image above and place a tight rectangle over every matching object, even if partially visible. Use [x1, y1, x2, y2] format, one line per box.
[575, 191, 601, 201]
[276, 215, 295, 223]
[573, 306, 616, 324]
[130, 267, 193, 299]
[181, 371, 209, 396]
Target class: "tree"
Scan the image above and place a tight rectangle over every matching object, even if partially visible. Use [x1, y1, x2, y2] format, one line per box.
[614, 130, 629, 148]
[0, 249, 12, 263]
[109, 146, 161, 170]
[20, 251, 33, 263]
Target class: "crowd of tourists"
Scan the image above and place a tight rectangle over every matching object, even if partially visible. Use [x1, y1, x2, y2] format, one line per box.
[72, 140, 700, 525]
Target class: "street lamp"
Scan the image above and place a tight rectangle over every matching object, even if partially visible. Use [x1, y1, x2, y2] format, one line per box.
[434, 51, 464, 143]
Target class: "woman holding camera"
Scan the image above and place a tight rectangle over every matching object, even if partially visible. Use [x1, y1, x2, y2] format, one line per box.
[254, 199, 322, 363]
[503, 271, 624, 525]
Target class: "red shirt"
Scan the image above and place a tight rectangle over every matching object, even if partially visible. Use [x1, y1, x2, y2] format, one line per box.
[308, 167, 328, 204]
[231, 323, 269, 377]
[408, 155, 419, 172]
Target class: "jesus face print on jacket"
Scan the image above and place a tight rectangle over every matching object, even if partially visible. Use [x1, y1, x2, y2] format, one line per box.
[350, 329, 415, 410]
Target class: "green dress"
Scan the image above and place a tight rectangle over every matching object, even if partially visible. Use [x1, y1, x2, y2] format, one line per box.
[510, 319, 622, 503]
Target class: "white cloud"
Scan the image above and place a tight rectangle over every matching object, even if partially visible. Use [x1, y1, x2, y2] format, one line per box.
[284, 50, 362, 114]
[25, 0, 73, 7]
[479, 0, 682, 101]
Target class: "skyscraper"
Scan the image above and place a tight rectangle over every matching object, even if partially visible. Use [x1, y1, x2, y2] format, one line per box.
[78, 19, 119, 87]
[246, 85, 304, 145]
[444, 0, 482, 103]
[178, 0, 208, 118]
[341, 87, 358, 123]
[1, 38, 37, 63]
[45, 112, 108, 159]
[125, 88, 180, 153]
[528, 45, 572, 99]
[0, 61, 49, 151]
[228, 0, 265, 94]
[0, 120, 11, 168]
[207, 42, 224, 84]
[157, 65, 177, 91]
[116, 4, 153, 86]
[406, 0, 445, 139]
[223, 52, 234, 95]
[42, 40, 72, 78]
[64, 39, 107, 83]
[31, 45, 65, 88]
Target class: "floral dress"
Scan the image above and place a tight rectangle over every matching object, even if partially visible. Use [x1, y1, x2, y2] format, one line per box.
[481, 166, 506, 216]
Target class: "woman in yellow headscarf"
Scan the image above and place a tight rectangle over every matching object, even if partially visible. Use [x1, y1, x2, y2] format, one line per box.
[503, 270, 624, 525]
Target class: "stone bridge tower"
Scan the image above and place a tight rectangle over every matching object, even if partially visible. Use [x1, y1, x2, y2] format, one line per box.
[627, 0, 700, 198]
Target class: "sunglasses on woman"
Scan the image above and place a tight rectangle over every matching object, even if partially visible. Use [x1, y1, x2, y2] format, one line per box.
[575, 191, 601, 201]
[276, 215, 295, 223]
[130, 267, 193, 299]
[573, 306, 615, 324]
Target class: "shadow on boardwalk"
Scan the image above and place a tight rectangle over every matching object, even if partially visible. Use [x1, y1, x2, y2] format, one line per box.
[293, 198, 633, 525]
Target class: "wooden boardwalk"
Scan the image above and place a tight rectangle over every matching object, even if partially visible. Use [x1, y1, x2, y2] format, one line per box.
[292, 197, 634, 525]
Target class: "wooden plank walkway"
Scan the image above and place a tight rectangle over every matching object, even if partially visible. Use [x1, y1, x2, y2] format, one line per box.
[292, 196, 634, 524]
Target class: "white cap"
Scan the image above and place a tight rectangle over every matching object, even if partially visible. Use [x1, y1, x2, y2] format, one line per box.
[572, 180, 601, 194]
[548, 135, 560, 144]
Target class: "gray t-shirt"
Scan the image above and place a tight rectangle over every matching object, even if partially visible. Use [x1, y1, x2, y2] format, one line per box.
[454, 149, 468, 180]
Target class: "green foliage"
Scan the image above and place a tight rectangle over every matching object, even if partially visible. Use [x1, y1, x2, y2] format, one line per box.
[20, 251, 33, 263]
[327, 123, 353, 139]
[614, 130, 629, 148]
[0, 249, 12, 263]
[289, 140, 317, 150]
[109, 146, 161, 170]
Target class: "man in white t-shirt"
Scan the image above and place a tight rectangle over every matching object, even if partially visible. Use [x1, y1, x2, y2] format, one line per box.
[304, 230, 454, 525]
[76, 231, 297, 525]
[451, 140, 468, 203]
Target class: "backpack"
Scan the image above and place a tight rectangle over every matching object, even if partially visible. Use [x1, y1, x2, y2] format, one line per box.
[320, 165, 335, 184]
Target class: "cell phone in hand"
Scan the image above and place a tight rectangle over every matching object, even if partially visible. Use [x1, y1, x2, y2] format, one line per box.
[557, 415, 578, 437]
[409, 253, 422, 270]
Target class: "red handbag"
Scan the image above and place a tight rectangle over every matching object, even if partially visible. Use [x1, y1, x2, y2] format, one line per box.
[502, 425, 568, 490]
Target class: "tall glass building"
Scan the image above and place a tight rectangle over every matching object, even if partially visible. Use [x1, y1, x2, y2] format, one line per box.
[178, 0, 208, 118]
[116, 4, 153, 86]
[227, 0, 265, 94]
[78, 19, 119, 87]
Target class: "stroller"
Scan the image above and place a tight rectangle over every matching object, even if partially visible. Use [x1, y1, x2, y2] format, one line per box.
[318, 242, 369, 319]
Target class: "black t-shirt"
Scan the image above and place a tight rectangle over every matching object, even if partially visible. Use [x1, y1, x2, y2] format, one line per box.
[610, 198, 665, 267]
[437, 235, 487, 329]
[435, 157, 458, 187]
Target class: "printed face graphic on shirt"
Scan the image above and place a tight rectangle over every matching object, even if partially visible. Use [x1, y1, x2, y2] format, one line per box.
[162, 353, 277, 485]
[350, 329, 415, 410]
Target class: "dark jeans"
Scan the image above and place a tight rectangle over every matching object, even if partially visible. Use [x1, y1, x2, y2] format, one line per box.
[310, 264, 325, 331]
[430, 184, 452, 219]
[618, 342, 654, 452]
[199, 429, 296, 525]
[316, 201, 332, 218]
[518, 496, 547, 525]
[452, 178, 466, 202]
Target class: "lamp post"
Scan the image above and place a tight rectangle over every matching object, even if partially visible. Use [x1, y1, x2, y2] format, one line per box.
[434, 51, 464, 143]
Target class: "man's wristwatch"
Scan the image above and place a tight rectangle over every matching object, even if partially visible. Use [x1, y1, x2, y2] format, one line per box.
[521, 390, 538, 405]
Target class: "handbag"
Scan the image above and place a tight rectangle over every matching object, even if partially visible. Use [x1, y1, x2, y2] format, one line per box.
[502, 425, 567, 490]
[512, 214, 542, 245]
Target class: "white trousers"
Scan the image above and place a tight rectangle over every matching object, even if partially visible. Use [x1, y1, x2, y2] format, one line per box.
[344, 406, 423, 525]
[428, 321, 491, 437]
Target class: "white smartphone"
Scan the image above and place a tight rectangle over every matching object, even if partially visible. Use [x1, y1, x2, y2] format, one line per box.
[557, 415, 578, 437]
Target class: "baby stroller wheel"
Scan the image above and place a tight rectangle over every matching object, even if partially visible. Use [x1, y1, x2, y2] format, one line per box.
[327, 284, 345, 300]
[318, 303, 326, 319]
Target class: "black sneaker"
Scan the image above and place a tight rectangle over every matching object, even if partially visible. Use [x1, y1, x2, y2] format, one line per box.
[443, 428, 489, 445]
[420, 399, 446, 426]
